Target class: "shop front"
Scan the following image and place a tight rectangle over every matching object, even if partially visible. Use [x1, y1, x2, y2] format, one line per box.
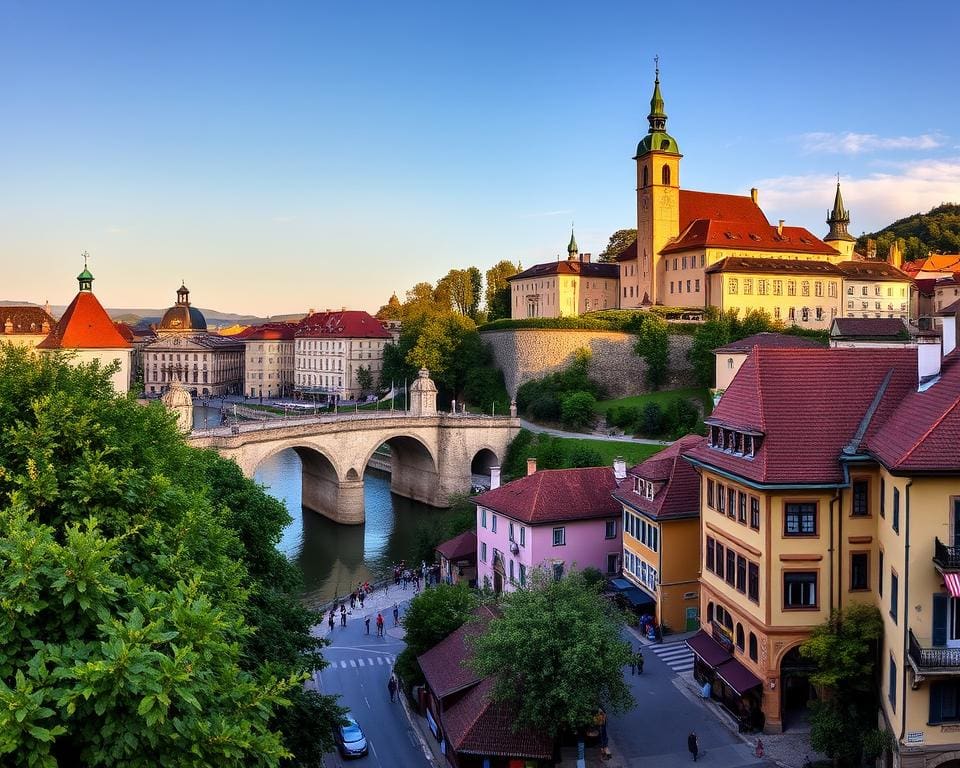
[687, 627, 764, 731]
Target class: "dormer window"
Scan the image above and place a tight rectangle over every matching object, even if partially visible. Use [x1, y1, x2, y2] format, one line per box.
[708, 424, 761, 459]
[633, 476, 641, 494]
[644, 481, 655, 501]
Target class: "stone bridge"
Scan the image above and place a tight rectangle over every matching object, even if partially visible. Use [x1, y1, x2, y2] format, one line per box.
[187, 409, 519, 525]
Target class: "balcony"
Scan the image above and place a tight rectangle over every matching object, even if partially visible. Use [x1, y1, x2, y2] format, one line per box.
[908, 629, 960, 680]
[934, 538, 960, 572]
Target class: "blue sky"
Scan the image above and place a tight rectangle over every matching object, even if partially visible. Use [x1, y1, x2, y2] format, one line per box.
[2, 1, 958, 315]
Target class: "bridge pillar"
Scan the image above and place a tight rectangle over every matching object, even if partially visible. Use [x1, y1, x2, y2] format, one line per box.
[300, 452, 366, 525]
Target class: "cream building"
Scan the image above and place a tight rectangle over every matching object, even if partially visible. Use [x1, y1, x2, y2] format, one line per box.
[1, 304, 55, 348]
[237, 323, 295, 399]
[507, 231, 619, 318]
[37, 262, 132, 394]
[143, 284, 243, 396]
[294, 310, 391, 401]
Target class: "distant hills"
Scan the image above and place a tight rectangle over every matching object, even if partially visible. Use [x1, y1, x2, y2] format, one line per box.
[857, 203, 960, 262]
[0, 300, 306, 327]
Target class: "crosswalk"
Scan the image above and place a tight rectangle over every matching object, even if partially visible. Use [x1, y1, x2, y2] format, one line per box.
[332, 654, 396, 670]
[648, 640, 693, 674]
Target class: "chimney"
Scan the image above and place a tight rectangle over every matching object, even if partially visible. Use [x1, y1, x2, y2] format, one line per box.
[777, 220, 784, 236]
[490, 466, 501, 490]
[613, 456, 627, 481]
[943, 311, 957, 357]
[750, 188, 758, 204]
[918, 335, 942, 390]
[526, 457, 537, 476]
[580, 252, 592, 264]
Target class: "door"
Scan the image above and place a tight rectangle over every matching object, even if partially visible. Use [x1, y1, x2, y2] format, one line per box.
[685, 606, 700, 632]
[933, 592, 949, 647]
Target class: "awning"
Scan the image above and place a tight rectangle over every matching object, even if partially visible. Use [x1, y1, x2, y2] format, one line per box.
[609, 578, 656, 610]
[685, 630, 731, 668]
[945, 573, 960, 598]
[715, 658, 763, 696]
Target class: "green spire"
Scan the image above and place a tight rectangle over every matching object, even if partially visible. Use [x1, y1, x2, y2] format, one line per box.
[567, 228, 579, 257]
[77, 251, 94, 291]
[825, 179, 854, 242]
[635, 57, 680, 158]
[648, 64, 666, 131]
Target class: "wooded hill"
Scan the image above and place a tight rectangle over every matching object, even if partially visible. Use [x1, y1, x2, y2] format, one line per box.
[856, 203, 960, 262]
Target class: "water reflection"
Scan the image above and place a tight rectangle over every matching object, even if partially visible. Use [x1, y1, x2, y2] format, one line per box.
[254, 448, 445, 607]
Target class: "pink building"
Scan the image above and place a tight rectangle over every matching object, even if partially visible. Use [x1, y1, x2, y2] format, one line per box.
[473, 460, 624, 593]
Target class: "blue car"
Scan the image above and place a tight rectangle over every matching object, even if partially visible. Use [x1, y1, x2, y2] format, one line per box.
[336, 713, 368, 759]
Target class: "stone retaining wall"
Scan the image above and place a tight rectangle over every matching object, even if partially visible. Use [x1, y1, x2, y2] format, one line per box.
[481, 328, 695, 398]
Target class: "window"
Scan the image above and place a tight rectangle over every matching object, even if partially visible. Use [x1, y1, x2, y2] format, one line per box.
[850, 552, 869, 590]
[509, 559, 514, 582]
[750, 497, 760, 530]
[509, 522, 515, 541]
[880, 477, 886, 518]
[738, 491, 747, 524]
[801, 281, 810, 297]
[878, 550, 884, 596]
[852, 480, 869, 516]
[758, 279, 768, 295]
[605, 520, 617, 539]
[480, 542, 487, 562]
[893, 487, 900, 533]
[553, 527, 566, 546]
[519, 563, 526, 587]
[773, 279, 783, 296]
[520, 526, 525, 547]
[726, 550, 736, 586]
[888, 654, 897, 712]
[481, 508, 487, 528]
[553, 562, 564, 581]
[890, 570, 899, 622]
[815, 281, 823, 297]
[707, 479, 715, 509]
[729, 278, 739, 295]
[787, 280, 796, 296]
[642, 166, 649, 187]
[784, 571, 818, 608]
[748, 563, 759, 602]
[736, 624, 745, 651]
[785, 502, 817, 536]
[717, 484, 726, 514]
[695, 279, 701, 292]
[706, 537, 715, 571]
[749, 633, 758, 661]
[774, 306, 781, 320]
[715, 544, 725, 580]
[736, 555, 747, 593]
[743, 278, 753, 295]
[829, 282, 838, 298]
[727, 488, 736, 519]
[801, 307, 810, 322]
[930, 681, 960, 724]
[491, 514, 497, 533]
[606, 553, 619, 574]
[662, 164, 671, 185]
[788, 307, 796, 321]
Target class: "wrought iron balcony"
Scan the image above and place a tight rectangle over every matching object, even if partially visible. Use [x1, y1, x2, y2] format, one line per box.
[908, 629, 960, 676]
[934, 538, 960, 571]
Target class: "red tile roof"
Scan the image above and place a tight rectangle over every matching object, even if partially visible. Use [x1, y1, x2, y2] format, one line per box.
[613, 435, 703, 520]
[296, 310, 391, 339]
[865, 351, 960, 472]
[663, 220, 837, 256]
[235, 322, 297, 340]
[684, 348, 919, 484]
[114, 321, 135, 342]
[902, 254, 960, 277]
[835, 261, 911, 282]
[1, 305, 55, 335]
[472, 466, 623, 524]
[714, 332, 825, 354]
[679, 190, 770, 230]
[418, 608, 493, 699]
[830, 318, 908, 339]
[38, 292, 131, 350]
[614, 239, 638, 262]
[507, 259, 619, 281]
[435, 530, 477, 562]
[705, 256, 843, 276]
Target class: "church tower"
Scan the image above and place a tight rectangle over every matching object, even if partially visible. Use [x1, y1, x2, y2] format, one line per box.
[567, 228, 579, 260]
[824, 181, 856, 259]
[635, 62, 681, 306]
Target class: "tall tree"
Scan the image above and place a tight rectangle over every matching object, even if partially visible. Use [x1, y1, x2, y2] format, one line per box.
[356, 365, 374, 396]
[634, 314, 670, 389]
[485, 260, 520, 320]
[597, 228, 637, 262]
[467, 266, 483, 320]
[470, 569, 633, 739]
[436, 269, 476, 318]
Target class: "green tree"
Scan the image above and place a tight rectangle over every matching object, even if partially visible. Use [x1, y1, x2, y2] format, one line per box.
[634, 315, 670, 389]
[467, 266, 483, 320]
[436, 269, 477, 318]
[356, 365, 374, 397]
[0, 346, 344, 768]
[800, 603, 884, 765]
[375, 292, 402, 320]
[688, 308, 782, 387]
[485, 260, 520, 320]
[470, 569, 633, 738]
[597, 228, 637, 263]
[567, 444, 604, 468]
[560, 391, 597, 431]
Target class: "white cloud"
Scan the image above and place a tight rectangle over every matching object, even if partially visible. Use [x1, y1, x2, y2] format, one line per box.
[755, 158, 960, 233]
[799, 131, 944, 155]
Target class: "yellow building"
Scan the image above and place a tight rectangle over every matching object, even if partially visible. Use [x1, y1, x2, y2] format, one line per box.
[613, 435, 704, 633]
[1, 303, 55, 347]
[508, 231, 619, 318]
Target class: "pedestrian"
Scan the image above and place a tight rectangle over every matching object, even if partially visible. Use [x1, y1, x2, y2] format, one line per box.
[359, 591, 365, 609]
[393, 603, 399, 627]
[387, 675, 398, 703]
[688, 732, 699, 762]
[629, 652, 637, 675]
[364, 616, 370, 635]
[376, 613, 384, 637]
[340, 605, 347, 628]
[327, 612, 334, 632]
[350, 591, 356, 610]
[636, 650, 644, 674]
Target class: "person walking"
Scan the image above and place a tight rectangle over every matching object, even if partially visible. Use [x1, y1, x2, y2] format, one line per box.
[393, 603, 399, 627]
[387, 675, 398, 702]
[636, 650, 644, 674]
[629, 651, 637, 675]
[376, 613, 384, 637]
[359, 590, 365, 609]
[340, 605, 347, 628]
[364, 616, 370, 635]
[688, 731, 699, 762]
[350, 591, 356, 610]
[327, 611, 335, 632]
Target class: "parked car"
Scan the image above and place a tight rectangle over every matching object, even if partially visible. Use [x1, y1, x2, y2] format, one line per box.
[335, 713, 368, 758]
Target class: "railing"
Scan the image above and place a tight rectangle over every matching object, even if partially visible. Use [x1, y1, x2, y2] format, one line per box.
[909, 629, 960, 671]
[934, 538, 960, 570]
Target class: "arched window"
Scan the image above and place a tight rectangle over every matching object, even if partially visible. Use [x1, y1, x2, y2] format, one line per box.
[749, 632, 758, 661]
[642, 165, 649, 188]
[727, 357, 734, 369]
[736, 624, 745, 651]
[662, 164, 671, 185]
[707, 602, 714, 624]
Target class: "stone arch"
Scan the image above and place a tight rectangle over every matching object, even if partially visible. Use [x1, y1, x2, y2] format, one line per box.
[247, 439, 345, 482]
[929, 753, 960, 768]
[470, 447, 500, 476]
[357, 430, 438, 477]
[345, 468, 360, 481]
[358, 431, 440, 508]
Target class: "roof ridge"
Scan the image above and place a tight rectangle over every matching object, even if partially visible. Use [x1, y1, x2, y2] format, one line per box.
[896, 392, 960, 465]
[842, 368, 895, 455]
[753, 347, 766, 431]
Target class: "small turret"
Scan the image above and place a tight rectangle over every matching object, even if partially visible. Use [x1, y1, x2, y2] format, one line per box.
[567, 228, 579, 260]
[77, 251, 94, 292]
[825, 180, 856, 258]
[635, 58, 680, 158]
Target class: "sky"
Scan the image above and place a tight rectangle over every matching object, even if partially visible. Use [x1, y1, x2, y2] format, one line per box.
[2, 0, 958, 316]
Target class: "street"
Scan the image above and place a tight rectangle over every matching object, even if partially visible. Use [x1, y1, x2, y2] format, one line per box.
[316, 602, 431, 768]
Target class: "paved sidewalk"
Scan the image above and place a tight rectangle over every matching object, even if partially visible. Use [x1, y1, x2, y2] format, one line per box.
[520, 418, 672, 446]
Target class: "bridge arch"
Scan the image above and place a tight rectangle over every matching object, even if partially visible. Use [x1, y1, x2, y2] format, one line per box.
[470, 447, 500, 476]
[357, 431, 440, 508]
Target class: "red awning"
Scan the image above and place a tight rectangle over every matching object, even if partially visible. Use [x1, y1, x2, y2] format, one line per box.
[685, 630, 731, 668]
[715, 658, 763, 696]
[945, 573, 960, 598]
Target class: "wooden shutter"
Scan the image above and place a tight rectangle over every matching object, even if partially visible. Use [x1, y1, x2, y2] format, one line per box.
[930, 682, 943, 724]
[934, 593, 950, 647]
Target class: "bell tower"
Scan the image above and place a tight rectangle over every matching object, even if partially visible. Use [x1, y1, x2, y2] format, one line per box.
[824, 180, 856, 260]
[635, 59, 681, 306]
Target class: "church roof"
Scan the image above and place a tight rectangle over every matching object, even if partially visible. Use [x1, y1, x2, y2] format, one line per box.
[38, 291, 130, 350]
[664, 218, 836, 256]
[235, 323, 297, 341]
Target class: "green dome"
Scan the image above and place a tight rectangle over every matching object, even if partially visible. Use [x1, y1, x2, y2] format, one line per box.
[77, 268, 93, 281]
[636, 131, 681, 156]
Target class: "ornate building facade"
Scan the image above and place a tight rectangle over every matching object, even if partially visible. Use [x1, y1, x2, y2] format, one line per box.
[1, 303, 55, 347]
[236, 322, 296, 399]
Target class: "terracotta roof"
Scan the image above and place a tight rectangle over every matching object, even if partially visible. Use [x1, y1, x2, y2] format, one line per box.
[235, 322, 297, 341]
[663, 220, 837, 257]
[705, 256, 843, 276]
[684, 348, 918, 485]
[507, 260, 619, 281]
[903, 254, 960, 276]
[38, 292, 131, 350]
[296, 310, 391, 339]
[417, 606, 495, 699]
[835, 261, 911, 282]
[114, 321, 135, 342]
[1, 305, 55, 335]
[612, 435, 703, 520]
[436, 530, 477, 562]
[714, 332, 825, 354]
[830, 318, 908, 339]
[679, 190, 770, 230]
[614, 239, 639, 262]
[441, 676, 553, 759]
[865, 351, 960, 472]
[472, 466, 623, 524]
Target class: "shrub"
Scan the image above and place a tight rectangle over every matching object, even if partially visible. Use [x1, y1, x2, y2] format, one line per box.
[607, 405, 641, 430]
[664, 397, 700, 438]
[634, 315, 670, 389]
[568, 445, 604, 468]
[639, 402, 665, 436]
[561, 391, 597, 431]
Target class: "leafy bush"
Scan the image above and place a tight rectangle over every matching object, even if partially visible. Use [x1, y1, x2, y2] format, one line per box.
[606, 405, 641, 430]
[664, 397, 700, 438]
[634, 315, 670, 389]
[560, 391, 597, 430]
[640, 402, 665, 436]
[516, 350, 604, 423]
[568, 445, 604, 468]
